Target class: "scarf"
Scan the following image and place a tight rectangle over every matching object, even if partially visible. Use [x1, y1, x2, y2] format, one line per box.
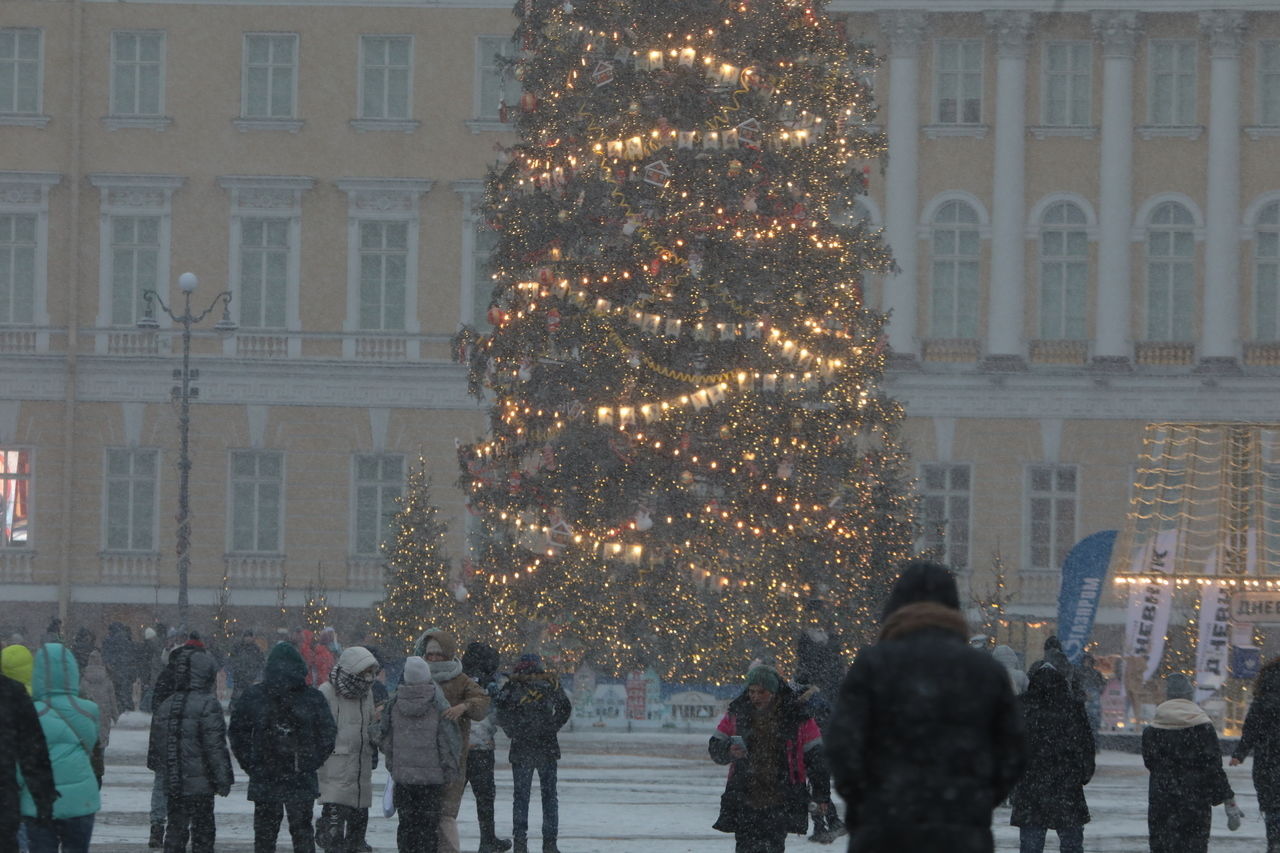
[429, 659, 464, 682]
[333, 666, 373, 700]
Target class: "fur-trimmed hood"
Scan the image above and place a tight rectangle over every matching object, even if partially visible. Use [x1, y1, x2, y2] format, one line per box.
[879, 601, 969, 642]
[1150, 698, 1212, 730]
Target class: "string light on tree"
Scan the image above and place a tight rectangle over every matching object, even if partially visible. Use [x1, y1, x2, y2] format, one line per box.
[453, 0, 918, 681]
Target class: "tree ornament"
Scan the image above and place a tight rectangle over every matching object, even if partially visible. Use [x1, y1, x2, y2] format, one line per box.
[679, 470, 695, 486]
[546, 307, 562, 331]
[633, 507, 654, 531]
[727, 159, 743, 177]
[643, 160, 672, 187]
[591, 61, 615, 87]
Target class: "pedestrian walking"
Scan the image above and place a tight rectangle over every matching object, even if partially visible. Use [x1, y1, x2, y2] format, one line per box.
[229, 641, 337, 853]
[1077, 653, 1106, 747]
[1231, 657, 1280, 851]
[411, 629, 491, 853]
[101, 622, 136, 712]
[494, 653, 571, 853]
[708, 664, 834, 853]
[228, 631, 266, 711]
[316, 646, 380, 853]
[147, 644, 234, 853]
[1009, 663, 1093, 853]
[0, 669, 54, 853]
[18, 643, 101, 853]
[461, 641, 512, 853]
[1143, 673, 1243, 853]
[139, 627, 163, 712]
[77, 651, 118, 784]
[378, 655, 464, 853]
[824, 560, 1026, 853]
[993, 645, 1029, 695]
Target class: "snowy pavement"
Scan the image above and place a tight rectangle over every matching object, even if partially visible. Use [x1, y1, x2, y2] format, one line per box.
[88, 713, 1266, 852]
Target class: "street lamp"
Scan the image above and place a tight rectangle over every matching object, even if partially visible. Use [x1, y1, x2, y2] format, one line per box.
[138, 272, 236, 628]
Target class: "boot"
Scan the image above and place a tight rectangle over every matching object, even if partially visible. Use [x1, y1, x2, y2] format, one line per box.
[810, 812, 847, 844]
[148, 823, 165, 849]
[542, 840, 561, 853]
[478, 836, 513, 853]
[808, 810, 828, 842]
[513, 838, 528, 853]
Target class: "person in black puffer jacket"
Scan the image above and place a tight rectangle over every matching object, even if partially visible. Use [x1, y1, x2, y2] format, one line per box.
[825, 561, 1027, 853]
[147, 643, 234, 853]
[1009, 663, 1093, 853]
[0, 671, 56, 849]
[1232, 657, 1280, 851]
[495, 654, 571, 853]
[229, 641, 337, 853]
[1143, 673, 1241, 853]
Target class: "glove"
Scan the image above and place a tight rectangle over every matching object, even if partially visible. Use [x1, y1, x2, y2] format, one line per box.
[217, 785, 231, 797]
[1224, 798, 1244, 831]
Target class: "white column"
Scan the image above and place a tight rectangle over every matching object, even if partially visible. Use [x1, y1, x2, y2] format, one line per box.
[878, 11, 927, 365]
[1091, 12, 1141, 370]
[1198, 11, 1246, 370]
[984, 11, 1032, 369]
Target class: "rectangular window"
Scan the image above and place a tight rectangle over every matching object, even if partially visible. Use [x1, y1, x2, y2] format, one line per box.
[0, 213, 36, 324]
[104, 448, 157, 551]
[0, 29, 41, 115]
[1043, 41, 1091, 127]
[920, 463, 971, 572]
[109, 215, 161, 326]
[238, 217, 289, 330]
[0, 448, 31, 547]
[472, 222, 498, 328]
[111, 31, 164, 117]
[353, 453, 403, 556]
[1149, 40, 1196, 126]
[1261, 41, 1280, 127]
[360, 35, 411, 120]
[358, 220, 408, 331]
[229, 450, 283, 553]
[935, 39, 982, 124]
[475, 35, 520, 122]
[1028, 464, 1077, 571]
[243, 34, 297, 119]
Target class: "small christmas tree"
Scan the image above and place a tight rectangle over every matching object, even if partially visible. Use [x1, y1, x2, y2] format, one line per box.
[973, 547, 1015, 645]
[303, 571, 330, 633]
[374, 460, 463, 655]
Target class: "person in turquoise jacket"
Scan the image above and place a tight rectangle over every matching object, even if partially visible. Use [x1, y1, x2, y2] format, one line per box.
[19, 643, 101, 853]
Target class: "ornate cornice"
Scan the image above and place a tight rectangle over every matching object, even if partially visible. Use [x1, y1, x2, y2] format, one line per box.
[984, 10, 1032, 60]
[1199, 10, 1247, 58]
[876, 10, 928, 59]
[1091, 11, 1142, 60]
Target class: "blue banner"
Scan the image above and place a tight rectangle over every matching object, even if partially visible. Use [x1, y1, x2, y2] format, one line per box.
[1057, 530, 1118, 664]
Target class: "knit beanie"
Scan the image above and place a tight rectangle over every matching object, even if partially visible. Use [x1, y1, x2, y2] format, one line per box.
[403, 655, 431, 685]
[882, 560, 961, 619]
[745, 665, 781, 694]
[425, 638, 444, 657]
[513, 653, 544, 675]
[1165, 672, 1195, 701]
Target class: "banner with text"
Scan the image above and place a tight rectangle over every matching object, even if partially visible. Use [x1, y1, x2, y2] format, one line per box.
[1057, 530, 1118, 664]
[1194, 581, 1232, 699]
[1125, 529, 1178, 681]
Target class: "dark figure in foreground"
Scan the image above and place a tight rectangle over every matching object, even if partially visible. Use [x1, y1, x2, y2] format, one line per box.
[147, 645, 234, 853]
[709, 665, 833, 853]
[1009, 664, 1093, 853]
[229, 641, 337, 853]
[825, 561, 1026, 853]
[495, 654, 572, 853]
[1143, 673, 1242, 853]
[1232, 657, 1280, 851]
[0, 671, 56, 853]
[228, 631, 265, 710]
[461, 641, 512, 853]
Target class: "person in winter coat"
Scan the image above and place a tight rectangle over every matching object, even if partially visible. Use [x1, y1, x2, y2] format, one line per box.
[412, 629, 491, 853]
[18, 643, 101, 853]
[494, 653, 571, 853]
[101, 622, 136, 712]
[146, 634, 210, 849]
[825, 561, 1027, 853]
[147, 645, 234, 853]
[228, 631, 266, 711]
[709, 665, 833, 853]
[78, 651, 118, 783]
[993, 645, 1029, 696]
[461, 641, 512, 853]
[0, 671, 55, 853]
[2, 643, 33, 694]
[1143, 672, 1243, 853]
[68, 629, 95, 673]
[1231, 657, 1280, 851]
[316, 646, 380, 853]
[378, 656, 464, 853]
[1076, 654, 1106, 748]
[229, 641, 338, 853]
[1009, 663, 1093, 853]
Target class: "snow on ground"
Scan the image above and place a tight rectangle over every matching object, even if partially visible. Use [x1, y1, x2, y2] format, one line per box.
[87, 712, 1265, 852]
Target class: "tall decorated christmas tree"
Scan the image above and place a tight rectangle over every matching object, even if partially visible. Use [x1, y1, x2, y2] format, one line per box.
[455, 0, 917, 681]
[374, 461, 464, 655]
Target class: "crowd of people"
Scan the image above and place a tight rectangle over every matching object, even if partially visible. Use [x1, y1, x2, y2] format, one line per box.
[3, 562, 1280, 853]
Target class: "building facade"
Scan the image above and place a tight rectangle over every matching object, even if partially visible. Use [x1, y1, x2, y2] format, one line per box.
[2, 0, 1279, 658]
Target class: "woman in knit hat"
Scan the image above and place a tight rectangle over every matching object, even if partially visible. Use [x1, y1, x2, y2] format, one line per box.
[709, 664, 832, 853]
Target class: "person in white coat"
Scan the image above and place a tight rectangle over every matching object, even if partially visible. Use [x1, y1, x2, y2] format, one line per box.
[316, 646, 380, 853]
[993, 645, 1029, 696]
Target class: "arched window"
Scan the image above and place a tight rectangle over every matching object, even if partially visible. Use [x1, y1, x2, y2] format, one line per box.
[1256, 201, 1280, 341]
[1038, 201, 1088, 340]
[1145, 201, 1195, 341]
[929, 200, 980, 339]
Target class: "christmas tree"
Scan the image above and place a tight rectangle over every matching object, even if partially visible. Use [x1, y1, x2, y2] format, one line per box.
[374, 461, 463, 655]
[455, 0, 917, 681]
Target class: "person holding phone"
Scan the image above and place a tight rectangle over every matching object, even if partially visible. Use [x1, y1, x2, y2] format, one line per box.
[709, 664, 832, 853]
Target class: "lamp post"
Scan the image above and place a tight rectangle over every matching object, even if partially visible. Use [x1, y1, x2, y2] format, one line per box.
[138, 272, 236, 629]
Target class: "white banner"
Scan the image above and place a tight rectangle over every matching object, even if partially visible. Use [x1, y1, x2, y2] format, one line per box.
[1125, 529, 1178, 681]
[1195, 581, 1232, 698]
